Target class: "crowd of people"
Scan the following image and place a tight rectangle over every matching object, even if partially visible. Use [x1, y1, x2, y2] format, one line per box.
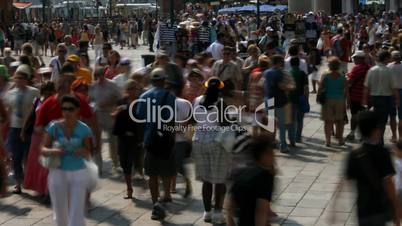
[1, 6, 402, 226]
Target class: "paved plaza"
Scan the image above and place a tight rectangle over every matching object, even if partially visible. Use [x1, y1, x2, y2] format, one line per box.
[0, 46, 379, 226]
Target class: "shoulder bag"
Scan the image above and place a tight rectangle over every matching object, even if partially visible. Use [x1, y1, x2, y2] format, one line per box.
[39, 123, 61, 169]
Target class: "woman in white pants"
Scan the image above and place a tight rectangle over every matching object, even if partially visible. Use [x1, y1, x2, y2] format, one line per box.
[93, 27, 104, 60]
[41, 95, 93, 226]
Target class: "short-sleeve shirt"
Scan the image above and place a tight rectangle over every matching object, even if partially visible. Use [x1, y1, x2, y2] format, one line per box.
[35, 93, 94, 127]
[231, 166, 274, 226]
[211, 60, 242, 84]
[346, 143, 395, 219]
[324, 74, 346, 100]
[289, 68, 308, 104]
[264, 68, 288, 108]
[365, 64, 396, 96]
[75, 67, 93, 84]
[387, 62, 402, 90]
[136, 87, 176, 146]
[89, 79, 121, 112]
[49, 57, 63, 82]
[4, 86, 40, 128]
[46, 121, 92, 171]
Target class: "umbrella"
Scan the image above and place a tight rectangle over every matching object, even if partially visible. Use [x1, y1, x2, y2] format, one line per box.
[218, 7, 240, 14]
[260, 4, 276, 12]
[238, 5, 257, 12]
[274, 5, 288, 11]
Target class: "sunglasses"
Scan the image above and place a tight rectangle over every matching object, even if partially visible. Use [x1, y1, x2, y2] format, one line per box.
[61, 106, 76, 112]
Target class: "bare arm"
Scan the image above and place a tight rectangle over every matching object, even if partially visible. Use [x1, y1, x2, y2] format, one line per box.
[255, 199, 271, 226]
[383, 176, 401, 226]
[40, 132, 64, 157]
[82, 115, 101, 154]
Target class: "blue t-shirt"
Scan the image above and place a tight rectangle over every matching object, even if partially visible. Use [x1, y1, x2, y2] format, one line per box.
[136, 87, 176, 146]
[46, 121, 92, 171]
[263, 68, 288, 108]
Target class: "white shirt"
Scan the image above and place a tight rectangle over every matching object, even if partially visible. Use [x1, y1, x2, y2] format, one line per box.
[4, 86, 39, 128]
[388, 62, 402, 89]
[395, 158, 402, 190]
[113, 73, 130, 93]
[49, 56, 63, 82]
[284, 56, 309, 74]
[89, 79, 121, 112]
[368, 27, 376, 45]
[206, 41, 224, 60]
[175, 98, 192, 142]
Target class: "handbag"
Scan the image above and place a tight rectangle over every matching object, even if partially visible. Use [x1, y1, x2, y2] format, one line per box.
[85, 159, 99, 192]
[316, 76, 327, 105]
[39, 124, 61, 169]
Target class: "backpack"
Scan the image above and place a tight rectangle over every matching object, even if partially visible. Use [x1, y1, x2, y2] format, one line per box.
[332, 37, 344, 58]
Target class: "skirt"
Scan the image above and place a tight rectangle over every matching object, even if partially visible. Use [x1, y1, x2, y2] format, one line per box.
[193, 130, 231, 184]
[24, 133, 49, 195]
[321, 99, 345, 121]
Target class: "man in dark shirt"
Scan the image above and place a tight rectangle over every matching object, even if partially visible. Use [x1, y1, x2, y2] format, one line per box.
[343, 110, 401, 226]
[264, 55, 295, 153]
[225, 136, 275, 226]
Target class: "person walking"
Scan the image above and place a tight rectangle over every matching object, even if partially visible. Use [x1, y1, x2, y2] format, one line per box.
[112, 79, 142, 199]
[89, 68, 121, 172]
[4, 64, 40, 194]
[346, 51, 371, 141]
[93, 26, 104, 60]
[136, 68, 176, 220]
[319, 57, 350, 147]
[388, 51, 402, 141]
[363, 50, 399, 142]
[192, 77, 230, 224]
[41, 94, 93, 226]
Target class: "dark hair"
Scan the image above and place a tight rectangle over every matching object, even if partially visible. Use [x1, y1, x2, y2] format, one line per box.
[60, 94, 80, 108]
[271, 55, 284, 66]
[377, 50, 392, 63]
[337, 27, 344, 34]
[19, 55, 32, 67]
[288, 45, 299, 56]
[201, 78, 222, 109]
[248, 136, 275, 161]
[223, 46, 233, 52]
[358, 110, 382, 138]
[328, 56, 341, 71]
[290, 57, 300, 67]
[217, 33, 225, 41]
[40, 81, 56, 95]
[61, 62, 75, 74]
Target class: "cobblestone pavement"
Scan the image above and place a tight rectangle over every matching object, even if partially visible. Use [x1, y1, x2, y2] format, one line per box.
[0, 46, 387, 225]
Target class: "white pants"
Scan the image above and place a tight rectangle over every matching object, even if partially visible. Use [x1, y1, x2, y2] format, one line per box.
[48, 169, 89, 226]
[94, 44, 103, 59]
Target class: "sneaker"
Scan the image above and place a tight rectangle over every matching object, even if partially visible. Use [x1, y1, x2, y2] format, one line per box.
[280, 147, 289, 153]
[203, 211, 212, 223]
[212, 212, 226, 225]
[151, 204, 166, 221]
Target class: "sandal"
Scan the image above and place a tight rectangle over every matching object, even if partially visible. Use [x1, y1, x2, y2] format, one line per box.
[12, 186, 21, 194]
[124, 188, 133, 199]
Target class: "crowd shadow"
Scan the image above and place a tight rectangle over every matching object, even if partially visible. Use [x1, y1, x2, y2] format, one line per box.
[0, 203, 32, 217]
[88, 205, 131, 225]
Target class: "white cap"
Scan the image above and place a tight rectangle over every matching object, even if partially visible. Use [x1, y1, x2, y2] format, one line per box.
[352, 51, 366, 58]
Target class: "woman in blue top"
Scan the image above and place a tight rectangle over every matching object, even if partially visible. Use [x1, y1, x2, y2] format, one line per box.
[319, 57, 350, 147]
[41, 95, 93, 226]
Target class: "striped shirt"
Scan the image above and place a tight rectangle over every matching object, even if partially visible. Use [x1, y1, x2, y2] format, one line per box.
[159, 23, 177, 44]
[197, 26, 210, 43]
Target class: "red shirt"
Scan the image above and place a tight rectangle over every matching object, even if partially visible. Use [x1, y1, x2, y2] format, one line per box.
[331, 35, 351, 62]
[35, 93, 94, 127]
[347, 63, 371, 103]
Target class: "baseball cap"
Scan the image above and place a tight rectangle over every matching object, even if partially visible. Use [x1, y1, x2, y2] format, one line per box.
[150, 68, 167, 81]
[15, 64, 32, 79]
[67, 54, 80, 63]
[352, 51, 366, 58]
[120, 58, 131, 66]
[266, 26, 274, 32]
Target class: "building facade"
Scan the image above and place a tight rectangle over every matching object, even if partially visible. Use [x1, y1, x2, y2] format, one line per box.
[157, 0, 184, 18]
[289, 0, 400, 14]
[0, 0, 13, 26]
